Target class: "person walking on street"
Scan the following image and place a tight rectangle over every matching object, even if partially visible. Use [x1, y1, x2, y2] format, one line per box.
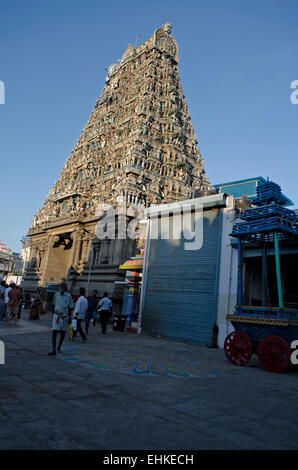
[48, 282, 74, 355]
[98, 292, 112, 334]
[30, 289, 45, 320]
[0, 281, 6, 320]
[85, 289, 98, 335]
[72, 287, 88, 342]
[24, 292, 31, 309]
[4, 282, 13, 322]
[7, 283, 21, 325]
[17, 286, 23, 319]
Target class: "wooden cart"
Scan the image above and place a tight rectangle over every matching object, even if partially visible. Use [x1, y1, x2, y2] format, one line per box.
[224, 181, 298, 373]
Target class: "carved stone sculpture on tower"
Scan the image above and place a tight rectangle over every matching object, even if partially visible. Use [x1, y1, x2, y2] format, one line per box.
[23, 23, 211, 309]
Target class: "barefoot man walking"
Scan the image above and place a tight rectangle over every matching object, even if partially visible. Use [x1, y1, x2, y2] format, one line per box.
[48, 282, 74, 355]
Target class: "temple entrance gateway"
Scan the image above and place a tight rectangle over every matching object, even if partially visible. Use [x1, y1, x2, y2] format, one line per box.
[43, 242, 72, 284]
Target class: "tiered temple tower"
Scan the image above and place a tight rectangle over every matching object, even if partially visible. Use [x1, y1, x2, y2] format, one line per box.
[23, 23, 210, 307]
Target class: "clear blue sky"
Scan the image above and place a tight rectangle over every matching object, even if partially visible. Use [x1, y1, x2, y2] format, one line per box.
[0, 0, 297, 252]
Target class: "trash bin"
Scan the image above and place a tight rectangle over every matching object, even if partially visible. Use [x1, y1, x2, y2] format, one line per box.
[112, 314, 127, 332]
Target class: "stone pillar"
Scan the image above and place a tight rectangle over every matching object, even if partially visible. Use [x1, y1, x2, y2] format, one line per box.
[79, 230, 94, 269]
[37, 240, 47, 277]
[74, 229, 84, 268]
[86, 238, 93, 266]
[69, 229, 83, 270]
[30, 244, 39, 266]
[78, 238, 87, 270]
[93, 240, 101, 266]
[81, 238, 89, 266]
[40, 235, 54, 286]
[22, 241, 42, 293]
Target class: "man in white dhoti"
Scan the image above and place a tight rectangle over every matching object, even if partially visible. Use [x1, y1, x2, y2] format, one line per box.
[48, 282, 74, 355]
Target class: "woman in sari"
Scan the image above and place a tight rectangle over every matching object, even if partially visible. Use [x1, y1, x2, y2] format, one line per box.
[29, 290, 45, 319]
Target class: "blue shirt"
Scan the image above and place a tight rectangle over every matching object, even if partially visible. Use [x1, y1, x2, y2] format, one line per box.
[99, 297, 112, 311]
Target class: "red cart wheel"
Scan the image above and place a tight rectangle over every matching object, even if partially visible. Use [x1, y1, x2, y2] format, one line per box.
[257, 335, 290, 373]
[224, 331, 253, 366]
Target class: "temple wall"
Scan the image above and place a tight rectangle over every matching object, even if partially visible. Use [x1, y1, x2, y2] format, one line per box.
[23, 217, 137, 313]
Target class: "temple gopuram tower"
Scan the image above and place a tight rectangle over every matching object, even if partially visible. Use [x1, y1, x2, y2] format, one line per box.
[23, 23, 211, 308]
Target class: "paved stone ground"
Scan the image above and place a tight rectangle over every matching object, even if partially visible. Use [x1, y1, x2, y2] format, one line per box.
[0, 310, 298, 450]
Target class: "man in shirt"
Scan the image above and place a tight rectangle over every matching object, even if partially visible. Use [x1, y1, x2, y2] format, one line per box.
[7, 283, 21, 325]
[0, 281, 6, 320]
[4, 282, 13, 321]
[17, 286, 23, 319]
[98, 292, 112, 334]
[72, 287, 88, 342]
[85, 289, 98, 335]
[48, 282, 74, 355]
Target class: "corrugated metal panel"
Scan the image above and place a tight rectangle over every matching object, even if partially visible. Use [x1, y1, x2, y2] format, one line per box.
[142, 208, 220, 345]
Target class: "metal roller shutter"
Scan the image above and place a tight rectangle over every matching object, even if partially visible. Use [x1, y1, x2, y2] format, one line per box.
[142, 208, 220, 345]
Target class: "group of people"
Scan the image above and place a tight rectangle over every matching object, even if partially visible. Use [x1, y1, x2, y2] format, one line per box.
[0, 280, 113, 354]
[48, 282, 113, 356]
[0, 281, 45, 324]
[0, 281, 23, 325]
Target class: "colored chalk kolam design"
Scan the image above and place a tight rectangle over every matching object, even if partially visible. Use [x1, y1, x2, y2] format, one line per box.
[57, 342, 228, 378]
[225, 180, 298, 373]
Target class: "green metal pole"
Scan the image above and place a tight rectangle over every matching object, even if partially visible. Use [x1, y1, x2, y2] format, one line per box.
[261, 244, 267, 307]
[237, 238, 243, 305]
[274, 232, 283, 308]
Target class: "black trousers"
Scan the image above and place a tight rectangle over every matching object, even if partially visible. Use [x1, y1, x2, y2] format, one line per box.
[85, 310, 96, 334]
[100, 310, 110, 334]
[18, 303, 22, 319]
[73, 319, 87, 340]
[52, 330, 66, 352]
